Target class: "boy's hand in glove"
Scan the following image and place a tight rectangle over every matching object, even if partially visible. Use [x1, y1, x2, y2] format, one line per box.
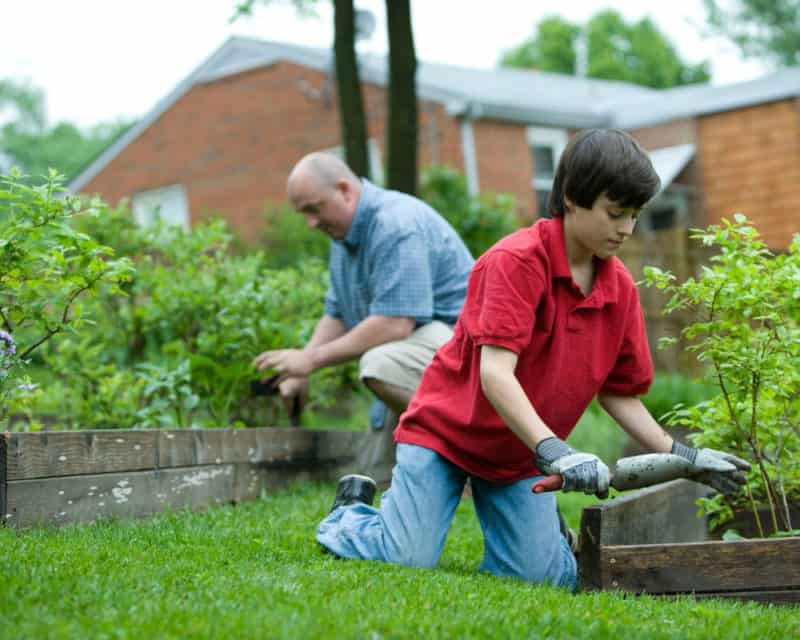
[535, 437, 611, 498]
[671, 441, 751, 496]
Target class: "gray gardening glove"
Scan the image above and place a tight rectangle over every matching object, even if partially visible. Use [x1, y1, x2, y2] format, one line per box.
[671, 441, 751, 496]
[535, 437, 611, 498]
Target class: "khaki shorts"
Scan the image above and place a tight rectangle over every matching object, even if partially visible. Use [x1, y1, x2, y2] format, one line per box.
[358, 320, 454, 391]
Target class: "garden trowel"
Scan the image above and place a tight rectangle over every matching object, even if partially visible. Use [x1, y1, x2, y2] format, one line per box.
[531, 453, 699, 495]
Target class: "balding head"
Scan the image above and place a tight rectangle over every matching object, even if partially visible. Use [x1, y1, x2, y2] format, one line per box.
[288, 152, 358, 193]
[286, 153, 362, 240]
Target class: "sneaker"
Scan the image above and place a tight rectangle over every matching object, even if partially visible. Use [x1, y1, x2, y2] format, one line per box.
[330, 474, 377, 513]
[556, 504, 579, 553]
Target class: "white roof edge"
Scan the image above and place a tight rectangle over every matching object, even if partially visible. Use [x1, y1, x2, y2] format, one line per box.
[649, 143, 696, 193]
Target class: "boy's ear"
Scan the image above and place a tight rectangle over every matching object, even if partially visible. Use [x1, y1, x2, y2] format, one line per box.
[563, 196, 575, 213]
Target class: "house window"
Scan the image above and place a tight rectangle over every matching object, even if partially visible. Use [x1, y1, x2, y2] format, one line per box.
[527, 127, 568, 218]
[132, 184, 190, 231]
[321, 139, 384, 185]
[639, 189, 689, 232]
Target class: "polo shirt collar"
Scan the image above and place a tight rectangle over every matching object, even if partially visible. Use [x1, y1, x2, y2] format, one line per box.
[342, 179, 377, 252]
[547, 217, 619, 307]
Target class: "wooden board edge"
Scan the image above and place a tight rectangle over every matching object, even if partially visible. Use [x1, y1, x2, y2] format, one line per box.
[1, 432, 7, 526]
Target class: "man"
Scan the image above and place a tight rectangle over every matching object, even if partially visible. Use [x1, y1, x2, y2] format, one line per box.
[253, 153, 474, 483]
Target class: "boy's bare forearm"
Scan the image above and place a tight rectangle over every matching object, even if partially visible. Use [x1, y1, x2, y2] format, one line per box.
[597, 392, 673, 453]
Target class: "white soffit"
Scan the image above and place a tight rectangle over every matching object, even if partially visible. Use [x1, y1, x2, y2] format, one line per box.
[649, 143, 696, 192]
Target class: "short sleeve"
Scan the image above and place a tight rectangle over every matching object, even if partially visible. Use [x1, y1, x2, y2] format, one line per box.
[467, 250, 545, 353]
[601, 287, 654, 395]
[368, 231, 433, 322]
[323, 285, 342, 319]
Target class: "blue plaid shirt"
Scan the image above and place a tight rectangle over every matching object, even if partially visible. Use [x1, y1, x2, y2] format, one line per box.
[324, 179, 474, 427]
[324, 179, 474, 329]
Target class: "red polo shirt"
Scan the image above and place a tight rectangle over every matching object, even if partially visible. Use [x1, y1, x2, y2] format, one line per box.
[394, 217, 653, 483]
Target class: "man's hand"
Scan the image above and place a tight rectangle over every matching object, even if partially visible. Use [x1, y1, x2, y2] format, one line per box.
[252, 348, 315, 381]
[535, 437, 611, 497]
[671, 441, 751, 496]
[278, 377, 308, 416]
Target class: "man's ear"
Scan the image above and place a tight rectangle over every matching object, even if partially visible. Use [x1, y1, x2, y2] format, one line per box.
[337, 178, 358, 207]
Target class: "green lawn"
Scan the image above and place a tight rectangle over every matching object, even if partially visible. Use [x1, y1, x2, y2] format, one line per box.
[1, 484, 796, 640]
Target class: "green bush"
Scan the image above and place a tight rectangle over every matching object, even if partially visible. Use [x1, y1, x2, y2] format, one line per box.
[0, 170, 133, 425]
[26, 204, 358, 430]
[641, 372, 717, 423]
[420, 165, 521, 258]
[645, 215, 800, 534]
[260, 203, 329, 269]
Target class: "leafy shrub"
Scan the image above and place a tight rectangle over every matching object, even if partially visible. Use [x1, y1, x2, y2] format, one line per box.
[30, 204, 357, 429]
[260, 204, 329, 269]
[0, 170, 133, 425]
[641, 372, 717, 423]
[420, 165, 520, 258]
[644, 215, 800, 534]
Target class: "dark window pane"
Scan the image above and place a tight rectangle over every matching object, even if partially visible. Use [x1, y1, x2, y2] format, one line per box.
[533, 146, 555, 179]
[536, 189, 552, 218]
[647, 207, 676, 230]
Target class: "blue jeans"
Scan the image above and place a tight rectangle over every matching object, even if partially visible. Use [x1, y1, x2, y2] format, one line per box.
[316, 443, 577, 590]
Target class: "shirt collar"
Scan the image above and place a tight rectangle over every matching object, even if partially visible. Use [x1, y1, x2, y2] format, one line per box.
[342, 178, 377, 251]
[546, 216, 619, 307]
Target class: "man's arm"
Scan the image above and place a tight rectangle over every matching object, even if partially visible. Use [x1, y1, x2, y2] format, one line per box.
[253, 314, 414, 379]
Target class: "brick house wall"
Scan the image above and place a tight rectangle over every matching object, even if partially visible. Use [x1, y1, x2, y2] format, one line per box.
[81, 62, 538, 241]
[697, 98, 800, 249]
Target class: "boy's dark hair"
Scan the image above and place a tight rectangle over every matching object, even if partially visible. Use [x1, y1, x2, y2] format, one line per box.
[547, 129, 661, 217]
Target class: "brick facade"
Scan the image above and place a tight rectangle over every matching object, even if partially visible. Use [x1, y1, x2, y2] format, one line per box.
[81, 62, 537, 241]
[697, 98, 800, 249]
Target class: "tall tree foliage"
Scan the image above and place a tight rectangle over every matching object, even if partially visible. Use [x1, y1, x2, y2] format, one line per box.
[703, 0, 800, 66]
[501, 10, 710, 89]
[0, 78, 132, 181]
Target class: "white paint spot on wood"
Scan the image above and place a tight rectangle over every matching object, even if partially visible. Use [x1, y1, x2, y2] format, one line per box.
[117, 480, 130, 488]
[67, 500, 73, 505]
[98, 502, 105, 507]
[134, 444, 142, 451]
[115, 438, 125, 444]
[173, 467, 231, 492]
[58, 455, 67, 462]
[90, 486, 98, 491]
[166, 434, 175, 440]
[5, 514, 13, 519]
[215, 458, 222, 464]
[112, 485, 133, 504]
[247, 447, 255, 457]
[58, 490, 65, 496]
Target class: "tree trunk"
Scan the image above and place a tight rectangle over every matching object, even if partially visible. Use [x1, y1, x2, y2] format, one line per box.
[385, 0, 418, 195]
[333, 0, 370, 178]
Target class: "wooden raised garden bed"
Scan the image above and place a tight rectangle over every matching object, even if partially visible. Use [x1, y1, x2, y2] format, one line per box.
[578, 479, 800, 605]
[0, 428, 359, 528]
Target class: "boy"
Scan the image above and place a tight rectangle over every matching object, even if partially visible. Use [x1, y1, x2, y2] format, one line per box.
[316, 129, 749, 590]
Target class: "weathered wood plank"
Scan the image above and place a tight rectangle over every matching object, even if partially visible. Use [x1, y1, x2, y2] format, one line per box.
[7, 431, 157, 481]
[579, 480, 713, 592]
[313, 429, 361, 462]
[598, 537, 800, 594]
[157, 428, 317, 468]
[6, 465, 238, 527]
[583, 479, 711, 547]
[1, 433, 7, 525]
